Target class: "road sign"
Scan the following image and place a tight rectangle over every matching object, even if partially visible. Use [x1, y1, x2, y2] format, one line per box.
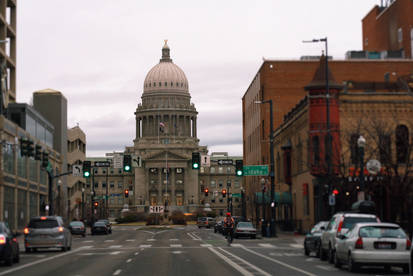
[329, 195, 336, 206]
[72, 165, 82, 177]
[149, 206, 164, 213]
[231, 193, 241, 198]
[217, 159, 233, 165]
[94, 161, 111, 167]
[243, 165, 269, 176]
[113, 154, 123, 169]
[201, 155, 210, 167]
[132, 155, 142, 167]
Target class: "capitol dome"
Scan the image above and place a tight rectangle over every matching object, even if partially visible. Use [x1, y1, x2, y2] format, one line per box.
[143, 41, 189, 94]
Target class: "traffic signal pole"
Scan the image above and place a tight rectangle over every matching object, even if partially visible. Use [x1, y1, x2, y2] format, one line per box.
[45, 170, 72, 216]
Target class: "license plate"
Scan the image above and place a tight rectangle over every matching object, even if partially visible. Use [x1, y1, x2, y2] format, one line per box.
[377, 243, 391, 249]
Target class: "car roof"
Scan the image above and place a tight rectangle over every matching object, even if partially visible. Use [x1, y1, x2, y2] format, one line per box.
[334, 212, 377, 218]
[353, 222, 401, 228]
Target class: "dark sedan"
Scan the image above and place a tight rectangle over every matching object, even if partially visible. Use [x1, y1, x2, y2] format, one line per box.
[0, 222, 19, 266]
[304, 221, 328, 257]
[91, 221, 109, 235]
[214, 220, 224, 234]
[69, 221, 86, 237]
[97, 219, 112, 234]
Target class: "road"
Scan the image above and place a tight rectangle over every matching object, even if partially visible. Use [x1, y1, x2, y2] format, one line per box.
[0, 225, 408, 276]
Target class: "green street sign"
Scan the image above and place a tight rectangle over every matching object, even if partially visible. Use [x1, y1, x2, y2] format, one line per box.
[231, 193, 241, 198]
[243, 165, 269, 176]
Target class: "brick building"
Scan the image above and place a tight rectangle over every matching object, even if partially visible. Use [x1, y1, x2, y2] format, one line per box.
[362, 0, 413, 59]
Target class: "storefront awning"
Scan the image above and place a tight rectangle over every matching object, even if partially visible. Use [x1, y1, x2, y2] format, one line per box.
[255, 192, 292, 205]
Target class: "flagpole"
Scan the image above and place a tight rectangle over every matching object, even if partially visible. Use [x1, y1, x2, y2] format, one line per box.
[165, 151, 168, 210]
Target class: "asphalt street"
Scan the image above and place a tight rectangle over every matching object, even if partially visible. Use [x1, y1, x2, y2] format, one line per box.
[0, 225, 408, 276]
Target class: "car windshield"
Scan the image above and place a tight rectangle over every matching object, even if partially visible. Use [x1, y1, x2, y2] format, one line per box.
[359, 226, 407, 238]
[94, 222, 105, 226]
[237, 222, 253, 228]
[311, 222, 327, 233]
[29, 219, 59, 228]
[70, 221, 84, 227]
[98, 220, 109, 224]
[342, 217, 377, 229]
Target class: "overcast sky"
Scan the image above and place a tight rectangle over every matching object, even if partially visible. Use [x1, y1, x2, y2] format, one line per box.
[17, 0, 378, 157]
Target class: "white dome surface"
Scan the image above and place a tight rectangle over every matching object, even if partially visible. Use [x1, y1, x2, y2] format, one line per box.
[143, 41, 189, 94]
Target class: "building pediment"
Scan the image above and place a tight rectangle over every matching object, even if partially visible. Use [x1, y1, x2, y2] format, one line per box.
[145, 150, 188, 162]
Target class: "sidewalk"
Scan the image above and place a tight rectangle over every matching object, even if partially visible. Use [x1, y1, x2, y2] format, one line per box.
[257, 230, 305, 244]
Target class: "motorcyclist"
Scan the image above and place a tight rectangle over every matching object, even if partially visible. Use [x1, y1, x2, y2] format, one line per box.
[223, 212, 235, 243]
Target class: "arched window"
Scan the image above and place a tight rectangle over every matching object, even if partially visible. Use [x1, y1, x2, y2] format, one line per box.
[396, 125, 409, 163]
[312, 136, 320, 166]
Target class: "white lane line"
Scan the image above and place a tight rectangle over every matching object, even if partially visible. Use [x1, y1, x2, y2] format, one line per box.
[207, 247, 253, 276]
[126, 258, 132, 263]
[140, 244, 152, 248]
[191, 232, 202, 240]
[269, 252, 283, 257]
[113, 269, 122, 275]
[0, 247, 84, 276]
[105, 240, 114, 243]
[170, 244, 182, 248]
[169, 238, 179, 241]
[230, 243, 243, 247]
[109, 245, 122, 249]
[217, 247, 272, 276]
[258, 243, 276, 248]
[171, 251, 183, 254]
[134, 252, 139, 256]
[147, 239, 156, 241]
[315, 265, 339, 272]
[110, 251, 121, 255]
[290, 243, 303, 248]
[200, 244, 212, 247]
[82, 240, 93, 243]
[186, 232, 201, 240]
[238, 245, 317, 276]
[126, 239, 136, 242]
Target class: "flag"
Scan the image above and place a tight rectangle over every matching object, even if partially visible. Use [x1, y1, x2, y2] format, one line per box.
[159, 122, 166, 133]
[160, 122, 165, 127]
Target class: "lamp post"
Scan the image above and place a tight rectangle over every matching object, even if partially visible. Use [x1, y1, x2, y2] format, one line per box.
[255, 99, 277, 237]
[81, 187, 85, 220]
[357, 135, 366, 201]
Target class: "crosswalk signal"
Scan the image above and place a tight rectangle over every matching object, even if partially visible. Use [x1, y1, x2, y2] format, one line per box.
[41, 151, 49, 168]
[222, 189, 227, 197]
[83, 161, 91, 178]
[124, 189, 129, 198]
[35, 145, 42, 160]
[204, 188, 209, 196]
[235, 160, 243, 176]
[192, 152, 200, 169]
[123, 155, 131, 172]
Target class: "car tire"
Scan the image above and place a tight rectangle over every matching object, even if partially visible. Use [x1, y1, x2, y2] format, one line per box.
[251, 235, 256, 239]
[334, 252, 341, 268]
[304, 244, 310, 256]
[214, 229, 217, 233]
[328, 245, 335, 264]
[348, 253, 359, 272]
[62, 246, 67, 252]
[315, 242, 321, 258]
[25, 248, 31, 253]
[384, 265, 391, 273]
[5, 251, 13, 266]
[13, 251, 19, 263]
[319, 246, 327, 261]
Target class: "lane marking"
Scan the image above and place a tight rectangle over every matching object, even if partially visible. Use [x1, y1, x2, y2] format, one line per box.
[217, 247, 272, 276]
[113, 269, 122, 275]
[269, 252, 283, 257]
[289, 243, 304, 249]
[207, 247, 253, 276]
[191, 232, 202, 240]
[105, 240, 114, 243]
[315, 265, 338, 271]
[147, 239, 156, 242]
[169, 238, 179, 241]
[126, 258, 132, 263]
[0, 247, 84, 276]
[126, 239, 136, 242]
[258, 243, 276, 248]
[134, 252, 139, 256]
[140, 244, 152, 248]
[200, 244, 212, 247]
[170, 244, 182, 248]
[109, 245, 122, 249]
[186, 232, 201, 240]
[82, 240, 93, 243]
[110, 251, 121, 255]
[238, 244, 317, 276]
[171, 251, 183, 254]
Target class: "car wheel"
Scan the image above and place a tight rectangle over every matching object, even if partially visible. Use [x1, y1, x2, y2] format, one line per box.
[25, 248, 31, 253]
[62, 246, 67, 252]
[401, 264, 409, 274]
[5, 251, 13, 266]
[328, 245, 335, 264]
[251, 235, 256, 239]
[384, 265, 391, 273]
[13, 251, 19, 263]
[315, 242, 321, 258]
[334, 251, 341, 268]
[319, 246, 327, 261]
[304, 244, 310, 256]
[82, 233, 86, 237]
[348, 253, 359, 272]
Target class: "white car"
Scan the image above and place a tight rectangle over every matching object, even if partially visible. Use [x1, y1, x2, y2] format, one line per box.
[335, 222, 410, 273]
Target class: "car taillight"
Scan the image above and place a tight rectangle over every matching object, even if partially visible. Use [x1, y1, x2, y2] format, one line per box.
[24, 227, 29, 235]
[406, 239, 411, 250]
[58, 227, 64, 232]
[0, 235, 6, 245]
[355, 237, 363, 249]
[336, 218, 344, 236]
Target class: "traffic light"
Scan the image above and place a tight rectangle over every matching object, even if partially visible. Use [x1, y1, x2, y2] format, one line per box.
[204, 188, 209, 196]
[235, 160, 243, 176]
[124, 189, 129, 198]
[123, 155, 131, 172]
[20, 138, 28, 157]
[34, 145, 42, 160]
[192, 152, 200, 169]
[93, 201, 98, 207]
[27, 140, 35, 157]
[333, 189, 339, 195]
[41, 151, 49, 168]
[222, 189, 227, 197]
[83, 161, 91, 178]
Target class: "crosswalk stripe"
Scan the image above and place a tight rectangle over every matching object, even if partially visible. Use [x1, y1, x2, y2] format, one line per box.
[169, 238, 179, 241]
[200, 244, 212, 247]
[258, 243, 276, 248]
[126, 239, 136, 242]
[147, 239, 156, 241]
[140, 244, 152, 248]
[109, 245, 122, 249]
[289, 243, 303, 248]
[315, 265, 338, 271]
[105, 240, 114, 243]
[82, 240, 93, 243]
[170, 244, 182, 248]
[110, 251, 121, 255]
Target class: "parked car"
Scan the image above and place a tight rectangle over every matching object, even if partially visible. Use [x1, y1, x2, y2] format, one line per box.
[214, 220, 224, 233]
[0, 222, 19, 266]
[234, 222, 256, 239]
[24, 216, 72, 252]
[91, 221, 109, 235]
[232, 216, 247, 227]
[197, 217, 215, 228]
[410, 236, 413, 276]
[335, 222, 410, 273]
[304, 221, 328, 257]
[69, 221, 86, 237]
[97, 219, 112, 234]
[320, 212, 379, 263]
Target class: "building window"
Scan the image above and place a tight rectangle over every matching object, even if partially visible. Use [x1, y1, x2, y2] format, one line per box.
[312, 136, 320, 166]
[276, 152, 281, 181]
[324, 134, 332, 165]
[296, 140, 303, 173]
[118, 182, 123, 189]
[210, 167, 215, 173]
[226, 167, 231, 173]
[94, 182, 98, 188]
[227, 180, 231, 187]
[110, 181, 114, 188]
[210, 180, 216, 188]
[234, 180, 240, 188]
[398, 28, 403, 43]
[218, 167, 223, 173]
[396, 125, 409, 163]
[218, 180, 223, 187]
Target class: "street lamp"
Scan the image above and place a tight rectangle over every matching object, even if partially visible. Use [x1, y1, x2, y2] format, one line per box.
[255, 99, 277, 237]
[357, 135, 366, 201]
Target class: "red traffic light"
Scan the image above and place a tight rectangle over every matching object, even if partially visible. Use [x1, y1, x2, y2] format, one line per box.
[93, 202, 98, 207]
[204, 188, 209, 193]
[222, 189, 227, 197]
[124, 189, 129, 197]
[333, 189, 339, 195]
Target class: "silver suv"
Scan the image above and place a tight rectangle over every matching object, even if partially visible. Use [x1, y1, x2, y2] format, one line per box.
[24, 216, 72, 252]
[320, 212, 379, 263]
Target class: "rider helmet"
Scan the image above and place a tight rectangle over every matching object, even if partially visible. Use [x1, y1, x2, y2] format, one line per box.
[226, 212, 231, 217]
